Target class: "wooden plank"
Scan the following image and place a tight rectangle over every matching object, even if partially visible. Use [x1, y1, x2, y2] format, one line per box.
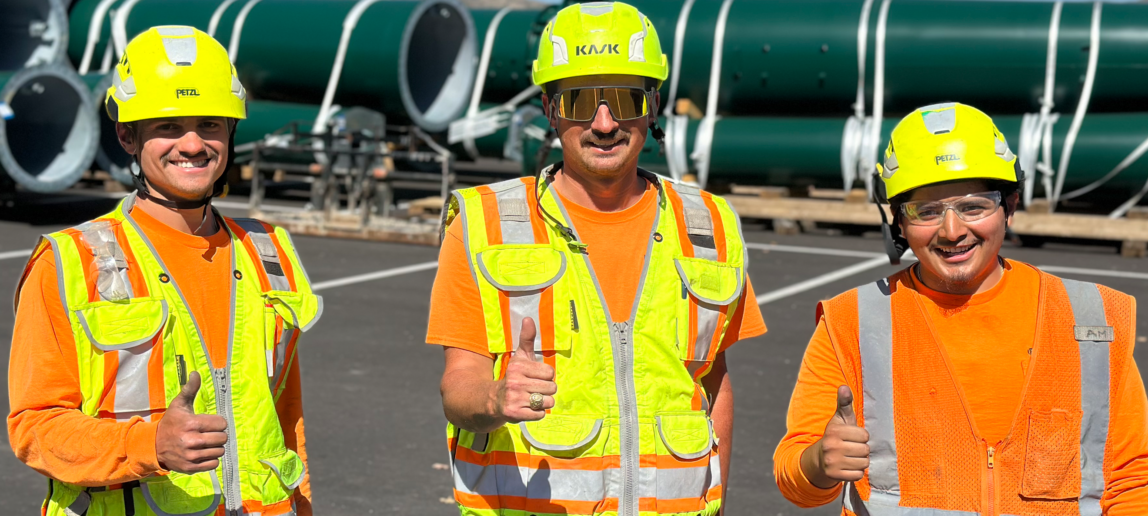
[254, 210, 440, 246]
[726, 194, 1148, 243]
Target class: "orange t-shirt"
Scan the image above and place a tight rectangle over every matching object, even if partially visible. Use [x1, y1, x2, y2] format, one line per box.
[773, 261, 1148, 512]
[426, 179, 766, 358]
[7, 207, 311, 513]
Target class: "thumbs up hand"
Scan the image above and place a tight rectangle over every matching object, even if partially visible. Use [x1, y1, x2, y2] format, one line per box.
[801, 385, 871, 489]
[155, 371, 229, 474]
[495, 317, 557, 423]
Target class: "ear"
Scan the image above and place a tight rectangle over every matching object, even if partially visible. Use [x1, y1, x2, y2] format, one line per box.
[116, 122, 138, 155]
[540, 93, 558, 130]
[1005, 191, 1019, 228]
[649, 90, 661, 128]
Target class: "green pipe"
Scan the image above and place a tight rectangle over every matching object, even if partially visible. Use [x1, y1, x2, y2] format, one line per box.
[0, 64, 99, 192]
[4, 0, 69, 71]
[524, 113, 1148, 202]
[569, 0, 1148, 116]
[470, 8, 556, 105]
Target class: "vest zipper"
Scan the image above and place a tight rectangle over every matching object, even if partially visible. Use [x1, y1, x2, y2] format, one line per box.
[985, 445, 996, 516]
[213, 368, 243, 515]
[612, 321, 639, 516]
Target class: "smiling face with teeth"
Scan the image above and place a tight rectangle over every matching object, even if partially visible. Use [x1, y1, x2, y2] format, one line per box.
[117, 116, 231, 203]
[899, 179, 1018, 296]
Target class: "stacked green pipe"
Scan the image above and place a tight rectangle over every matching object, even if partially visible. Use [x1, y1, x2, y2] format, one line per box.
[3, 0, 69, 72]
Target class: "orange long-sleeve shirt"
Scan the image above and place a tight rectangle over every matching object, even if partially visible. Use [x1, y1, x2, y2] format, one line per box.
[7, 206, 311, 514]
[774, 261, 1148, 513]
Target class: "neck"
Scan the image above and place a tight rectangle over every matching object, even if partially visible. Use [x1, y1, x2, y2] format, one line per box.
[915, 257, 1005, 296]
[552, 162, 646, 213]
[135, 193, 219, 236]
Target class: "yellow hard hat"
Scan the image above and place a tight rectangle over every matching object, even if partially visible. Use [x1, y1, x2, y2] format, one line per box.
[106, 26, 246, 123]
[877, 102, 1018, 200]
[532, 2, 668, 89]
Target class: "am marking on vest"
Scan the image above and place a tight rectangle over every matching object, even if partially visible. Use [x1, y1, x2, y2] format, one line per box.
[1075, 325, 1115, 342]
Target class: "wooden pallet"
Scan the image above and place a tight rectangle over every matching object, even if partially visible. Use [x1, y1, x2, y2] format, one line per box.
[253, 209, 440, 246]
[725, 189, 1148, 257]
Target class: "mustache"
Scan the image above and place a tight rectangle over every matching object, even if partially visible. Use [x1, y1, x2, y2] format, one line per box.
[161, 148, 219, 165]
[581, 129, 629, 147]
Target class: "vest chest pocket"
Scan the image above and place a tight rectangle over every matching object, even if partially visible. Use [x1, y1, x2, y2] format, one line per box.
[477, 245, 573, 355]
[1021, 408, 1082, 500]
[674, 258, 744, 363]
[75, 297, 170, 418]
[655, 411, 718, 511]
[264, 291, 323, 386]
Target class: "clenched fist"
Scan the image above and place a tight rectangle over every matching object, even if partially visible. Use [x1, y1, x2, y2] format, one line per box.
[155, 371, 229, 474]
[801, 385, 871, 489]
[495, 317, 557, 422]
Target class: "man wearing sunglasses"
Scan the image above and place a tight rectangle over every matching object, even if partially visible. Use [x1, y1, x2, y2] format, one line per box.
[428, 2, 765, 515]
[774, 102, 1148, 514]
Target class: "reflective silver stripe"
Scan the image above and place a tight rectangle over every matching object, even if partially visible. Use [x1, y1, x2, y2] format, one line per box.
[1062, 279, 1110, 516]
[114, 342, 155, 415]
[674, 183, 723, 362]
[271, 327, 294, 387]
[64, 490, 91, 516]
[234, 218, 291, 292]
[491, 181, 543, 356]
[75, 221, 135, 302]
[842, 483, 981, 516]
[857, 280, 901, 501]
[453, 463, 709, 502]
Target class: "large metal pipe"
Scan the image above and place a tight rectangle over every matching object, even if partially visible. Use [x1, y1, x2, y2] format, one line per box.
[80, 0, 477, 132]
[566, 0, 1148, 117]
[0, 64, 99, 192]
[3, 0, 69, 71]
[523, 112, 1148, 204]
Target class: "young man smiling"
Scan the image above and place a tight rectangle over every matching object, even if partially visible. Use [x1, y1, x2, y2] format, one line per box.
[774, 103, 1148, 515]
[9, 27, 321, 515]
[429, 3, 765, 515]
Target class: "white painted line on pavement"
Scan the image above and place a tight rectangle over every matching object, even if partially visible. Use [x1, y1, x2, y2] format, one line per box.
[312, 261, 438, 291]
[745, 242, 884, 259]
[1037, 265, 1148, 281]
[0, 249, 32, 261]
[756, 255, 893, 305]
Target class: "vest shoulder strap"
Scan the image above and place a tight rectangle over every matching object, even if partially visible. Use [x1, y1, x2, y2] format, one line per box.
[228, 217, 294, 293]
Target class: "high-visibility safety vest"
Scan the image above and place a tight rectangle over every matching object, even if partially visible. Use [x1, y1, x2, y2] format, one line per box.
[15, 193, 322, 516]
[442, 167, 747, 516]
[817, 264, 1132, 516]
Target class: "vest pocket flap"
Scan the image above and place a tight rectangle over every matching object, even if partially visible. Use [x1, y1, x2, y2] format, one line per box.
[266, 291, 324, 332]
[520, 415, 603, 452]
[140, 471, 221, 516]
[260, 448, 307, 491]
[674, 258, 743, 306]
[76, 298, 168, 351]
[656, 412, 714, 460]
[478, 246, 567, 291]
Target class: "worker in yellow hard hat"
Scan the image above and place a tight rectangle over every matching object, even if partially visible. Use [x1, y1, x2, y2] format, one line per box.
[428, 3, 766, 515]
[9, 26, 322, 516]
[774, 102, 1148, 514]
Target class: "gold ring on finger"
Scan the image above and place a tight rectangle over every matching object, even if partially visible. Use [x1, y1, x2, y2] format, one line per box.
[529, 392, 545, 411]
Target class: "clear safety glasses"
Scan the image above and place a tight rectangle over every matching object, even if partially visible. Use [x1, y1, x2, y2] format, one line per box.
[553, 87, 651, 122]
[900, 191, 1003, 226]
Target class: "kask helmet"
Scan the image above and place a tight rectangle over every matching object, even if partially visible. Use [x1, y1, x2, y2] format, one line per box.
[877, 102, 1020, 201]
[532, 2, 668, 89]
[106, 26, 247, 123]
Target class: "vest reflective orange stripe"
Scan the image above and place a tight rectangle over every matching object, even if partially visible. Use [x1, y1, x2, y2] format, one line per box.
[444, 169, 743, 515]
[816, 267, 1129, 516]
[19, 195, 321, 516]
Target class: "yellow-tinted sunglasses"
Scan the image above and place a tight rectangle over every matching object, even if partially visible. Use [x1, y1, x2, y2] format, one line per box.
[553, 87, 651, 122]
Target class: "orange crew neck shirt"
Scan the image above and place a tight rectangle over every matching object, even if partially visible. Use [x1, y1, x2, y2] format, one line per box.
[426, 178, 766, 358]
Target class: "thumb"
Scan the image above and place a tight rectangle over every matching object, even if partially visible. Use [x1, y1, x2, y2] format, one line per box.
[169, 371, 201, 413]
[515, 317, 538, 362]
[834, 385, 857, 426]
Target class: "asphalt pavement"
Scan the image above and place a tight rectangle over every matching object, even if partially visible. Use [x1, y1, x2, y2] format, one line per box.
[2, 188, 1147, 515]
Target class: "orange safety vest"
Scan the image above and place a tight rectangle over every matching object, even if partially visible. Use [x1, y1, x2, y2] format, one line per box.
[817, 265, 1131, 516]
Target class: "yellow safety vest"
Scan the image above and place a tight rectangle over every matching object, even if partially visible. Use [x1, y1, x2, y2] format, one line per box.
[444, 167, 747, 516]
[16, 194, 322, 516]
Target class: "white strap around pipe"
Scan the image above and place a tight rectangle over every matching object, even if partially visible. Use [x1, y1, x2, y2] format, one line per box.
[312, 0, 388, 135]
[208, 0, 241, 37]
[841, 0, 875, 192]
[860, 0, 891, 196]
[1051, 2, 1102, 209]
[78, 0, 121, 75]
[111, 0, 143, 59]
[228, 0, 262, 62]
[1107, 135, 1148, 219]
[690, 0, 734, 188]
[852, 0, 874, 119]
[1018, 2, 1062, 207]
[462, 7, 512, 159]
[663, 0, 696, 180]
